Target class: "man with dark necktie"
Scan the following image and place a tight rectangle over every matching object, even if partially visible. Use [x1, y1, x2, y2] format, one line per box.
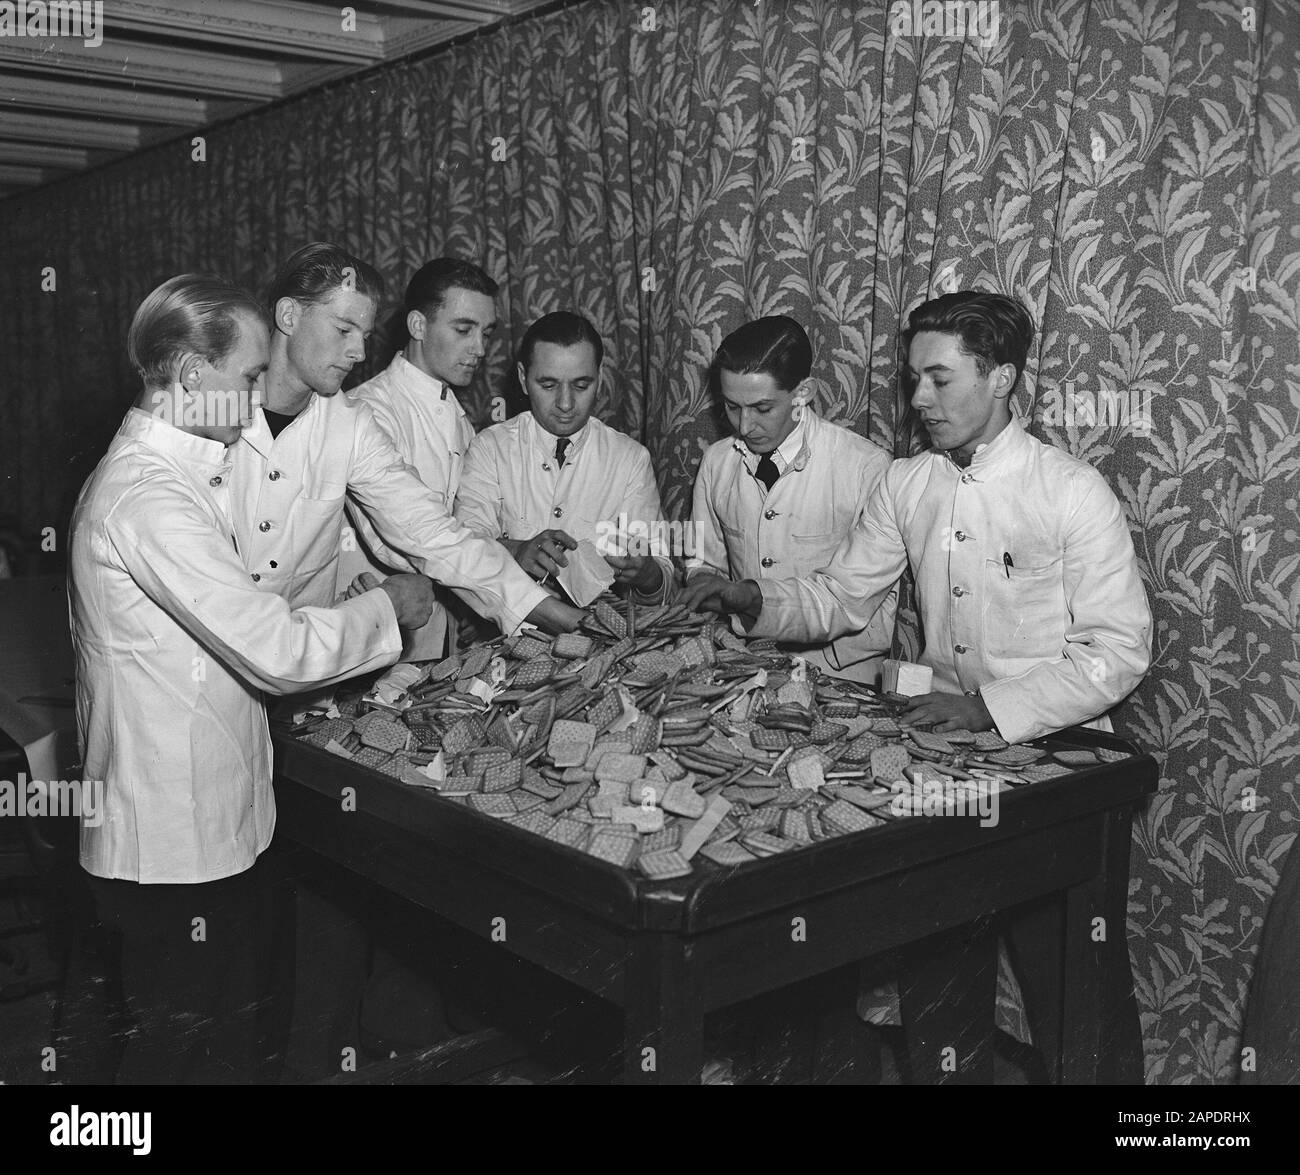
[683, 315, 898, 685]
[455, 311, 674, 604]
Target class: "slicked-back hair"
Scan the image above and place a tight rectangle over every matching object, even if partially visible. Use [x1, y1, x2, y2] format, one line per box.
[406, 257, 499, 318]
[267, 241, 384, 313]
[902, 291, 1034, 390]
[712, 316, 812, 393]
[517, 311, 604, 372]
[127, 273, 268, 388]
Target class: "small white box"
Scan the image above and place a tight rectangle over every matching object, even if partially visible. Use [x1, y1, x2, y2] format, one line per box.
[882, 659, 933, 697]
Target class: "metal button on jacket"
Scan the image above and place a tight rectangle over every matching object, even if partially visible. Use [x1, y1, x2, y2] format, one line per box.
[258, 521, 271, 532]
[209, 475, 222, 487]
[952, 586, 965, 597]
[553, 507, 563, 518]
[763, 508, 778, 520]
[269, 470, 281, 481]
[955, 643, 968, 654]
[760, 556, 775, 568]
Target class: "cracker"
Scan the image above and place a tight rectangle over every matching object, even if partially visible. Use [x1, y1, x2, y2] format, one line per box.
[442, 716, 486, 757]
[1096, 746, 1131, 763]
[595, 752, 648, 784]
[780, 809, 812, 842]
[548, 719, 596, 767]
[641, 825, 682, 853]
[637, 848, 692, 880]
[482, 759, 523, 793]
[785, 752, 826, 791]
[822, 798, 884, 835]
[740, 830, 791, 856]
[907, 729, 956, 754]
[750, 727, 791, 752]
[544, 781, 592, 816]
[870, 745, 912, 783]
[552, 632, 594, 660]
[987, 745, 1045, 766]
[459, 646, 493, 679]
[661, 779, 707, 819]
[629, 713, 662, 754]
[586, 827, 639, 868]
[587, 690, 625, 733]
[809, 720, 849, 744]
[592, 600, 628, 640]
[544, 817, 590, 850]
[467, 793, 514, 815]
[1052, 748, 1100, 767]
[513, 655, 557, 688]
[973, 730, 1009, 751]
[612, 804, 665, 834]
[699, 840, 757, 866]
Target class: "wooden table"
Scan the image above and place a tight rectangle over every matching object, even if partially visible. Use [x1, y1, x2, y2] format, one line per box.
[271, 727, 1156, 1085]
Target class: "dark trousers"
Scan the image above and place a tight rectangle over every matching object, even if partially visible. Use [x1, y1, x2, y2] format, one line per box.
[83, 859, 275, 1084]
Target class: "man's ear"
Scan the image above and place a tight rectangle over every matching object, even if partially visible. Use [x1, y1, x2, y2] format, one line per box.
[991, 362, 1016, 401]
[177, 353, 204, 393]
[274, 296, 298, 335]
[406, 309, 426, 341]
[516, 362, 528, 396]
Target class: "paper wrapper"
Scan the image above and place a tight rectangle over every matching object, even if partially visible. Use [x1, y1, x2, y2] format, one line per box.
[556, 539, 616, 607]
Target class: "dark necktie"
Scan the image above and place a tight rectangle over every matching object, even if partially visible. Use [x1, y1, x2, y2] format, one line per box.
[555, 437, 570, 469]
[755, 453, 779, 491]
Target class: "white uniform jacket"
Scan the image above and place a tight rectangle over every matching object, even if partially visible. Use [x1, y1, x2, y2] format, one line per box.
[751, 415, 1154, 743]
[70, 409, 401, 884]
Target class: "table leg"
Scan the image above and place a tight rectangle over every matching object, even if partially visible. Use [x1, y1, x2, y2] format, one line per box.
[897, 918, 997, 1084]
[1003, 897, 1064, 1083]
[623, 934, 703, 1085]
[1062, 807, 1144, 1084]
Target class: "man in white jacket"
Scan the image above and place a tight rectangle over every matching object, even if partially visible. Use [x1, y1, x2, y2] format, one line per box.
[455, 311, 674, 606]
[684, 290, 1153, 744]
[69, 274, 434, 1082]
[229, 242, 581, 639]
[684, 316, 897, 684]
[336, 257, 498, 661]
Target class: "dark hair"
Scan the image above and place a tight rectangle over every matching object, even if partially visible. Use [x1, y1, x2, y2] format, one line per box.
[902, 291, 1034, 390]
[127, 273, 268, 388]
[713, 315, 812, 392]
[267, 242, 384, 312]
[405, 257, 498, 318]
[517, 311, 604, 371]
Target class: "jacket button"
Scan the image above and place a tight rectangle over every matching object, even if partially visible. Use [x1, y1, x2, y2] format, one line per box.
[955, 530, 967, 541]
[269, 470, 281, 481]
[955, 643, 968, 654]
[760, 556, 775, 568]
[553, 507, 563, 518]
[763, 508, 777, 520]
[258, 521, 271, 532]
[209, 475, 222, 487]
[251, 573, 261, 582]
[952, 586, 965, 597]
[961, 473, 974, 484]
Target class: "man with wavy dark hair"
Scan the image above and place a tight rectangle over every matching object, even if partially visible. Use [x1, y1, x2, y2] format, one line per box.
[685, 291, 1152, 743]
[684, 315, 897, 684]
[336, 257, 501, 662]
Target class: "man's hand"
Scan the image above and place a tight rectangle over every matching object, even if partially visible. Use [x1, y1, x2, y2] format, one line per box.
[507, 529, 577, 579]
[343, 572, 382, 600]
[377, 573, 435, 630]
[605, 553, 664, 595]
[901, 691, 995, 733]
[525, 597, 584, 634]
[680, 574, 762, 623]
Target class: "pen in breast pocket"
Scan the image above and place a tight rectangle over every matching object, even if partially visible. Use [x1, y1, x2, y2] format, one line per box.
[1003, 551, 1014, 578]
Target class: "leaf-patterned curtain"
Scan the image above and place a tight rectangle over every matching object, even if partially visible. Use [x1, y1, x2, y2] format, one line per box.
[0, 0, 1295, 1083]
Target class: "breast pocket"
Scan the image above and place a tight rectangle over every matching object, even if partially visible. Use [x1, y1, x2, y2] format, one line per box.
[298, 479, 347, 514]
[981, 557, 1066, 660]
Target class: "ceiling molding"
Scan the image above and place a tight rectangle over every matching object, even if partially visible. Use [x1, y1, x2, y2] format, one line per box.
[0, 0, 566, 201]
